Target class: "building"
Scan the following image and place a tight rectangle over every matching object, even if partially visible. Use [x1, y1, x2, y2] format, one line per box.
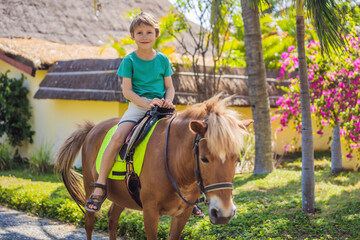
[1, 0, 357, 170]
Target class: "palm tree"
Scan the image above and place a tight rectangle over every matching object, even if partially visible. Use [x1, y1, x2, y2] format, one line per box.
[295, 1, 315, 213]
[331, 123, 342, 174]
[296, 0, 346, 213]
[240, 0, 274, 174]
[242, 0, 346, 212]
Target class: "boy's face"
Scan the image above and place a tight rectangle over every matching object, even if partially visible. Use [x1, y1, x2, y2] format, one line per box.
[131, 24, 158, 50]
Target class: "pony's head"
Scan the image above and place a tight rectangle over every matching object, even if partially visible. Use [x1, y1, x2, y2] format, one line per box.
[187, 95, 253, 225]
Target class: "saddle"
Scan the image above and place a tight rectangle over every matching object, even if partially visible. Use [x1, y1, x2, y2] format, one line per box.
[119, 106, 174, 208]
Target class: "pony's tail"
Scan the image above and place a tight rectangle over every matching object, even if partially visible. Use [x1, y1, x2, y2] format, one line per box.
[54, 121, 95, 213]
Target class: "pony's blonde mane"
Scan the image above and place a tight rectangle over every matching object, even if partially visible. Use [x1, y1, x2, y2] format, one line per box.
[181, 95, 248, 157]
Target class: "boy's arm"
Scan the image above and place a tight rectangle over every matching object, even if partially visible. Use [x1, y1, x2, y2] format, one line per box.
[163, 75, 175, 108]
[122, 77, 162, 109]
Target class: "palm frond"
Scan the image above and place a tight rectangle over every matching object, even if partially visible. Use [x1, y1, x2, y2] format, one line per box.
[305, 0, 348, 55]
[243, 0, 271, 12]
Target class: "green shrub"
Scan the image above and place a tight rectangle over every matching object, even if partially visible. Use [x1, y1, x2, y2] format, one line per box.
[0, 140, 15, 170]
[1, 166, 359, 239]
[237, 133, 255, 173]
[0, 71, 35, 147]
[29, 142, 54, 174]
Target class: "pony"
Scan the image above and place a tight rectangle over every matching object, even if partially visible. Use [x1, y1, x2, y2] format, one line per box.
[55, 95, 253, 240]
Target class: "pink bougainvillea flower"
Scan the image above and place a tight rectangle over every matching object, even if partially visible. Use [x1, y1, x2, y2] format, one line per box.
[276, 97, 284, 106]
[288, 46, 295, 52]
[271, 115, 280, 122]
[340, 128, 346, 137]
[284, 145, 291, 152]
[316, 130, 324, 135]
[350, 143, 360, 149]
[346, 153, 353, 159]
[275, 33, 359, 153]
[310, 105, 316, 113]
[281, 52, 290, 59]
[321, 120, 329, 125]
[276, 128, 283, 133]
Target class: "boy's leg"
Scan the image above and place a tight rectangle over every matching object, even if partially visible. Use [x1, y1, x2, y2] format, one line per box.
[97, 121, 136, 184]
[87, 121, 136, 211]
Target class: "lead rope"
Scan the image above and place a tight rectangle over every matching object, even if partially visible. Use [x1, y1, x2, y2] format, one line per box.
[164, 116, 205, 206]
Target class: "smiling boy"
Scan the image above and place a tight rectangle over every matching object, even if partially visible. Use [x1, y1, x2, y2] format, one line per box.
[85, 12, 175, 212]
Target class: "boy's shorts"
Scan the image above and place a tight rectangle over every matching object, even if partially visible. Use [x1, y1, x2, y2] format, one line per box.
[119, 102, 149, 125]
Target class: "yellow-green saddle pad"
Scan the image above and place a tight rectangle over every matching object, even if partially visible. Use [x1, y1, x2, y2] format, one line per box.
[96, 121, 160, 180]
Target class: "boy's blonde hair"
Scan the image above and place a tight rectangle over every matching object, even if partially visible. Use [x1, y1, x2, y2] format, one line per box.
[129, 12, 160, 36]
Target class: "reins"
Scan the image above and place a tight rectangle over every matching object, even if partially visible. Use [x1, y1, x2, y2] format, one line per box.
[164, 116, 203, 205]
[164, 116, 233, 206]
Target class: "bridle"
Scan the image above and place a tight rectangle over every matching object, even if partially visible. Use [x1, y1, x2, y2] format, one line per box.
[164, 116, 233, 206]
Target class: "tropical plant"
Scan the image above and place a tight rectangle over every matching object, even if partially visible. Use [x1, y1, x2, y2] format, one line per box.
[166, 0, 240, 101]
[100, 8, 181, 62]
[100, 35, 133, 58]
[291, 0, 346, 213]
[240, 0, 274, 174]
[0, 71, 35, 147]
[229, 3, 319, 69]
[262, 8, 319, 69]
[237, 133, 255, 173]
[0, 140, 15, 170]
[247, 0, 349, 212]
[275, 32, 360, 173]
[29, 142, 54, 174]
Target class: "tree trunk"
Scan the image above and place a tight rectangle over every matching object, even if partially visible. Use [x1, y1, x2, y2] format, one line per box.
[241, 0, 273, 174]
[296, 3, 315, 212]
[331, 123, 343, 174]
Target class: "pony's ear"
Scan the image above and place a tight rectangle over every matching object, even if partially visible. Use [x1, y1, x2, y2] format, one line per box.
[239, 119, 254, 129]
[189, 120, 208, 136]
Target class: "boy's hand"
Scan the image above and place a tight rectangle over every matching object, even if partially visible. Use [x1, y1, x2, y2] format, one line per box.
[161, 98, 175, 109]
[149, 98, 163, 109]
[149, 98, 175, 109]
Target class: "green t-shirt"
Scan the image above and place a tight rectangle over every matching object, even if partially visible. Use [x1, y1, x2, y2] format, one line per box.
[117, 51, 174, 100]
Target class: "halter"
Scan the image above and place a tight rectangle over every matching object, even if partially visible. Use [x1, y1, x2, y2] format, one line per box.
[164, 117, 234, 206]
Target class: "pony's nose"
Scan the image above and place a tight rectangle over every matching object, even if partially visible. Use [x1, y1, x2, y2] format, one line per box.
[209, 207, 236, 225]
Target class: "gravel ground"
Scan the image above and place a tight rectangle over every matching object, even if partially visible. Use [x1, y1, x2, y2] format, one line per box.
[0, 206, 121, 240]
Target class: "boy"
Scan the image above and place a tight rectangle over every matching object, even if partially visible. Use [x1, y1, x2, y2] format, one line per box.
[85, 12, 175, 212]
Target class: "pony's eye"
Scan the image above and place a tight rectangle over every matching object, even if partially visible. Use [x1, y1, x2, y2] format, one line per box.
[201, 157, 209, 163]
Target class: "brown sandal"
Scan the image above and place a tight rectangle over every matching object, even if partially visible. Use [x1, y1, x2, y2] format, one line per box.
[85, 182, 107, 212]
[192, 205, 204, 217]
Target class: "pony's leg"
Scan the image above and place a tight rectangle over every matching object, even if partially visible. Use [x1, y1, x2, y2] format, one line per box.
[85, 211, 96, 240]
[143, 206, 160, 240]
[108, 203, 124, 240]
[168, 208, 193, 240]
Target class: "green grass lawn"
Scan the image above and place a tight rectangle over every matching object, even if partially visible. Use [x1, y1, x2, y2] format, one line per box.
[0, 158, 359, 239]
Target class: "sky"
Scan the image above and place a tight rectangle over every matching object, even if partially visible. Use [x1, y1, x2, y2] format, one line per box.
[168, 0, 203, 25]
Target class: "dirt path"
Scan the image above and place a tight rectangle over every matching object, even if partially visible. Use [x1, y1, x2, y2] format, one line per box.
[0, 205, 121, 240]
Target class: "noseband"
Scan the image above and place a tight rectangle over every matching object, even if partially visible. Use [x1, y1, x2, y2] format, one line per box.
[164, 117, 233, 206]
